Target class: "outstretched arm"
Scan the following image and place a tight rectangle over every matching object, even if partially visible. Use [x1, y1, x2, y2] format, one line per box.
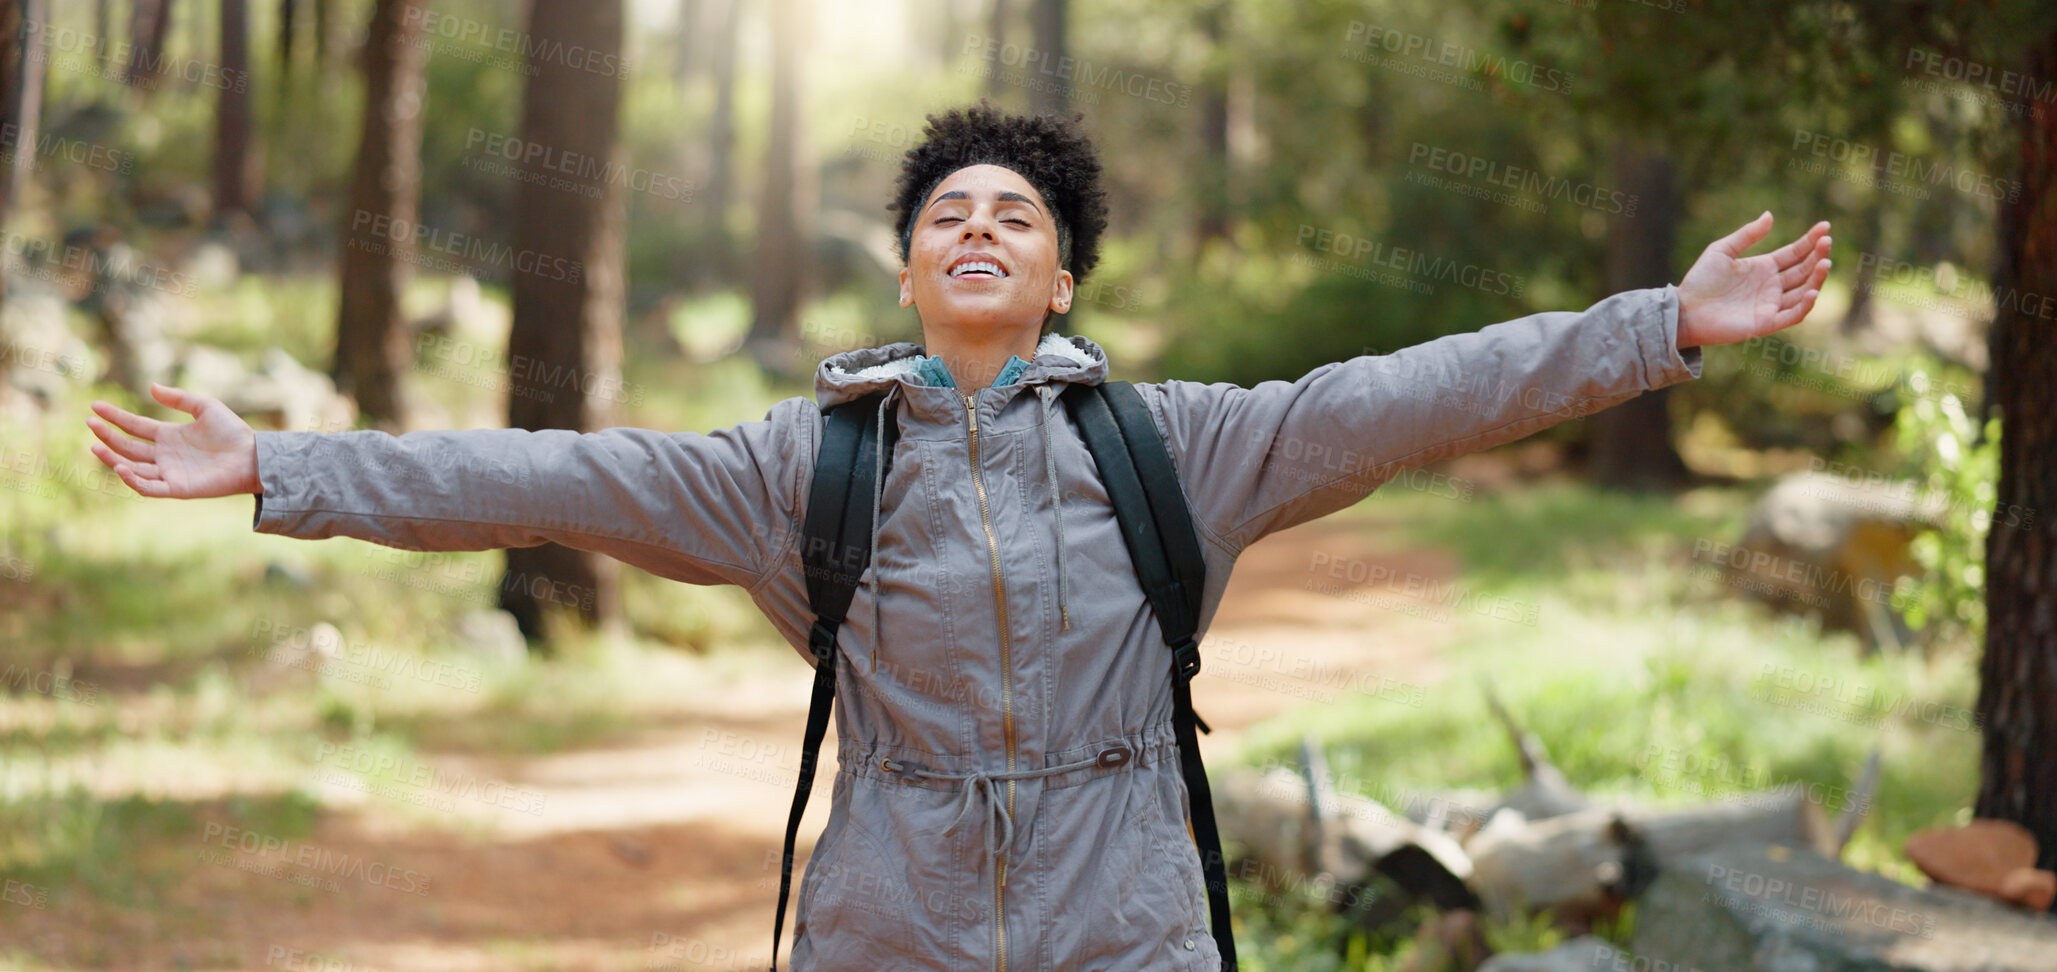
[87, 385, 815, 590]
[1146, 214, 1831, 552]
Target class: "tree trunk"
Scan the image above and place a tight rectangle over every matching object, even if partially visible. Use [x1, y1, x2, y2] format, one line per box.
[674, 0, 697, 86]
[126, 0, 174, 90]
[0, 0, 45, 224]
[213, 0, 259, 221]
[499, 0, 628, 644]
[932, 0, 961, 68]
[278, 0, 297, 67]
[984, 0, 1008, 104]
[1195, 1, 1230, 245]
[703, 0, 736, 256]
[331, 0, 426, 429]
[742, 0, 809, 376]
[1027, 0, 1067, 116]
[1977, 23, 2057, 911]
[0, 0, 16, 253]
[1839, 204, 1884, 335]
[1587, 142, 1691, 492]
[313, 0, 333, 65]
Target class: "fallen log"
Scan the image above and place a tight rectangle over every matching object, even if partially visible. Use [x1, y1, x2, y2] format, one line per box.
[1214, 765, 1478, 916]
[1464, 785, 1838, 923]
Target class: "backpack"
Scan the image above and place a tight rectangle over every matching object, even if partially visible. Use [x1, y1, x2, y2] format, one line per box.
[769, 380, 1237, 971]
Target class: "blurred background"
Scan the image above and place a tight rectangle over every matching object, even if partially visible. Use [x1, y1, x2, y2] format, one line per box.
[1, 0, 2053, 968]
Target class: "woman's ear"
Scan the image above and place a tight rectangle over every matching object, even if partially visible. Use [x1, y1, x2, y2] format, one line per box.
[1048, 268, 1074, 314]
[898, 267, 913, 307]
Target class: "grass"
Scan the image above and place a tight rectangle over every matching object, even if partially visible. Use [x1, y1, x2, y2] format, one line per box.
[1226, 479, 1981, 967]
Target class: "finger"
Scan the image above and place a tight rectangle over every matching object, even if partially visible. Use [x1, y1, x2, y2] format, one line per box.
[1711, 211, 1775, 259]
[88, 417, 158, 463]
[1781, 260, 1832, 308]
[110, 461, 170, 499]
[91, 400, 164, 441]
[89, 442, 124, 474]
[150, 383, 217, 419]
[1778, 240, 1831, 289]
[1771, 224, 1832, 272]
[1770, 289, 1822, 332]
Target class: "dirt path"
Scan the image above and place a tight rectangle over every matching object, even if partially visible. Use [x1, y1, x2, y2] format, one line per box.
[17, 514, 1468, 970]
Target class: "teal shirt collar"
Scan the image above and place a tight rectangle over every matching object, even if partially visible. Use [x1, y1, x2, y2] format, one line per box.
[912, 353, 1031, 389]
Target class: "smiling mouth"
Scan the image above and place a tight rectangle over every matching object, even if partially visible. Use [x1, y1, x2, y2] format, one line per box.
[948, 260, 1009, 279]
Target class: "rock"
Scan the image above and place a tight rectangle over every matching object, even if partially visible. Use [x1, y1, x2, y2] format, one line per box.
[411, 274, 492, 343]
[249, 621, 346, 694]
[453, 609, 527, 668]
[253, 347, 355, 431]
[1477, 936, 1622, 972]
[1723, 472, 1945, 654]
[180, 238, 240, 289]
[2001, 868, 2056, 911]
[176, 344, 250, 394]
[174, 345, 355, 432]
[262, 560, 316, 591]
[1633, 840, 2057, 971]
[0, 288, 95, 411]
[57, 225, 181, 394]
[1905, 819, 2039, 900]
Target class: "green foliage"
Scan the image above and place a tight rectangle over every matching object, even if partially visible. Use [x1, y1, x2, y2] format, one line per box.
[1889, 364, 1997, 645]
[0, 787, 317, 905]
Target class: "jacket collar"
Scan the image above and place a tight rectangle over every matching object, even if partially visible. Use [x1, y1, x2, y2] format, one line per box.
[814, 332, 1109, 415]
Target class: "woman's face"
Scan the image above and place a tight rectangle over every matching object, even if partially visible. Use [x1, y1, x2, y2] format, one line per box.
[899, 163, 1073, 336]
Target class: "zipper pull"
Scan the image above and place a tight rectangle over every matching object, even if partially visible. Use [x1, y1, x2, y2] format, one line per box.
[964, 395, 977, 433]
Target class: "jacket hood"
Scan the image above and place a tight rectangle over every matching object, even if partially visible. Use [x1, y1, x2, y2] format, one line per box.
[814, 332, 1108, 410]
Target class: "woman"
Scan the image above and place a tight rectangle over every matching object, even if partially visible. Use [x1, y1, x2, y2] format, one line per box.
[88, 104, 1830, 970]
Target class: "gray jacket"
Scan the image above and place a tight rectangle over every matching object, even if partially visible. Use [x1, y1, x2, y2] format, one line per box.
[252, 286, 1702, 970]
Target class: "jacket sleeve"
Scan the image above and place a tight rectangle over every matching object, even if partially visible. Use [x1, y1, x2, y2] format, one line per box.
[1142, 285, 1703, 554]
[251, 395, 819, 590]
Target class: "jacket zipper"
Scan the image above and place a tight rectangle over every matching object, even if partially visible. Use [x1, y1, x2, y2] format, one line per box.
[965, 393, 1016, 972]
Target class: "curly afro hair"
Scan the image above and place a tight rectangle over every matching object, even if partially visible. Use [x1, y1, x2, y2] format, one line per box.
[889, 102, 1109, 286]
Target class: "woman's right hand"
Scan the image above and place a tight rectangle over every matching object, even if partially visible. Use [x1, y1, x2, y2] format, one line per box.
[88, 384, 262, 498]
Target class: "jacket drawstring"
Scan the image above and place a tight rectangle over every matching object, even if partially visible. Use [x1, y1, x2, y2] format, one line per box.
[909, 749, 1110, 862]
[869, 384, 898, 673]
[1034, 384, 1072, 632]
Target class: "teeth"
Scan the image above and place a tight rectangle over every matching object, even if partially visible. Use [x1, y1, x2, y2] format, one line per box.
[950, 260, 1006, 278]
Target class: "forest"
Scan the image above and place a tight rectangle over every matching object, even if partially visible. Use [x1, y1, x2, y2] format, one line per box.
[0, 0, 2054, 968]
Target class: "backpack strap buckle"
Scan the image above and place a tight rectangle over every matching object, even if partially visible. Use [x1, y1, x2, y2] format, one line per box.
[808, 619, 840, 664]
[1170, 637, 1202, 682]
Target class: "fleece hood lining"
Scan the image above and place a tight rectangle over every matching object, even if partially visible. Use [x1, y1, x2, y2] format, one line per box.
[835, 333, 1092, 382]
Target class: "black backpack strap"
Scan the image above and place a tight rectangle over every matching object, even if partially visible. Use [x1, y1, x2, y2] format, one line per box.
[771, 392, 894, 971]
[1062, 380, 1237, 971]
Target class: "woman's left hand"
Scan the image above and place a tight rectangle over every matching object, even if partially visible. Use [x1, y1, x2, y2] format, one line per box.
[1676, 213, 1832, 349]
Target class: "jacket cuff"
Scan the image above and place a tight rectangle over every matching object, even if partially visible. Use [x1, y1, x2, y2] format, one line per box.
[1645, 284, 1703, 387]
[251, 430, 314, 534]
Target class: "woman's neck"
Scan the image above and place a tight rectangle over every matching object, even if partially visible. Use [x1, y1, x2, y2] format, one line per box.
[921, 322, 1041, 392]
